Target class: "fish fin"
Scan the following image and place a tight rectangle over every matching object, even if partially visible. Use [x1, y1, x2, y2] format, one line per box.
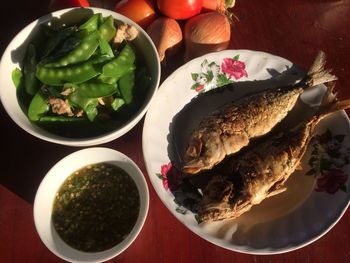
[316, 82, 350, 121]
[295, 162, 303, 170]
[267, 187, 287, 198]
[183, 159, 205, 174]
[304, 51, 337, 88]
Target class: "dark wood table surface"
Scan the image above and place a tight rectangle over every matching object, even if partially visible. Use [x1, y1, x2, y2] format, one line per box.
[1, 0, 350, 262]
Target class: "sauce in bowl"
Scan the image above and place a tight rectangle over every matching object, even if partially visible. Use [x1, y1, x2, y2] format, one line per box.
[52, 162, 140, 252]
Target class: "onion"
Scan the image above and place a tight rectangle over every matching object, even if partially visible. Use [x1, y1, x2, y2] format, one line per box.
[147, 17, 183, 62]
[202, 0, 236, 12]
[184, 12, 231, 61]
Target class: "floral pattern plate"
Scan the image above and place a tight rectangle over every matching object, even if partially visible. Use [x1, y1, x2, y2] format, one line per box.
[142, 50, 350, 254]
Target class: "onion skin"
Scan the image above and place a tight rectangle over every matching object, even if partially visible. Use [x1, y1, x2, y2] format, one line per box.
[147, 17, 183, 62]
[202, 0, 225, 12]
[202, 0, 236, 12]
[184, 12, 231, 61]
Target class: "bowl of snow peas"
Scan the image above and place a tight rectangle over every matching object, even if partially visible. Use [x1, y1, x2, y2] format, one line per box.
[0, 7, 160, 146]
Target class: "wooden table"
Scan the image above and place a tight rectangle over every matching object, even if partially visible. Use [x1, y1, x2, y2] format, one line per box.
[1, 0, 350, 262]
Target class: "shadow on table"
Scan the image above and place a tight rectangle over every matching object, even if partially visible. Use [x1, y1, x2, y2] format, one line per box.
[0, 107, 73, 204]
[1, 9, 95, 204]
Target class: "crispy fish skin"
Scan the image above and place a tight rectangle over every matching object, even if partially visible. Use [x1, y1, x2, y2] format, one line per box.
[199, 120, 312, 221]
[183, 51, 337, 175]
[199, 85, 350, 222]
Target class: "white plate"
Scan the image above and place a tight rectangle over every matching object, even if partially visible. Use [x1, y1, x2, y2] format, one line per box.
[142, 50, 350, 254]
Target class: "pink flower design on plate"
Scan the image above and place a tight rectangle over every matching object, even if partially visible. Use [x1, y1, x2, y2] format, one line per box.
[157, 162, 183, 191]
[221, 58, 248, 80]
[159, 162, 172, 191]
[315, 168, 348, 194]
[195, 84, 204, 92]
[162, 178, 169, 191]
[161, 162, 172, 177]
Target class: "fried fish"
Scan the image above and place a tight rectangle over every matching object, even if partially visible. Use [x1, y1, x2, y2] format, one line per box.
[183, 51, 337, 175]
[198, 84, 350, 221]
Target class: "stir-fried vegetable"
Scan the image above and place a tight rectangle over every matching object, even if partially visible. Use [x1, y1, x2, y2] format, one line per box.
[12, 13, 151, 136]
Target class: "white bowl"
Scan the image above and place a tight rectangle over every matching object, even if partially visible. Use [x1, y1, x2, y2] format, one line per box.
[33, 147, 149, 262]
[0, 7, 160, 146]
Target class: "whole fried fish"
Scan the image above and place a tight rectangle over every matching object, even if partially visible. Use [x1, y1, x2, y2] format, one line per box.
[183, 51, 337, 175]
[198, 84, 350, 221]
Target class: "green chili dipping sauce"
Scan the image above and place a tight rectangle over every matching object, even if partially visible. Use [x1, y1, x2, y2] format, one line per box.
[52, 163, 140, 252]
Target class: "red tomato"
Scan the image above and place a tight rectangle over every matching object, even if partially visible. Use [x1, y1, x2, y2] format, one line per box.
[114, 0, 157, 29]
[157, 0, 203, 20]
[48, 0, 90, 12]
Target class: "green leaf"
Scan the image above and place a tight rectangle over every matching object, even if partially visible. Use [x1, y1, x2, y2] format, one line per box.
[205, 70, 214, 82]
[191, 73, 199, 81]
[340, 184, 347, 192]
[305, 169, 316, 176]
[217, 73, 234, 87]
[191, 83, 201, 90]
[233, 54, 240, 61]
[195, 214, 203, 224]
[201, 59, 208, 68]
[208, 61, 217, 67]
[334, 134, 346, 143]
[156, 173, 163, 180]
[176, 206, 187, 215]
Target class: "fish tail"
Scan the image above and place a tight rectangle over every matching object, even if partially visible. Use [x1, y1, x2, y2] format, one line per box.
[304, 51, 338, 88]
[316, 82, 350, 121]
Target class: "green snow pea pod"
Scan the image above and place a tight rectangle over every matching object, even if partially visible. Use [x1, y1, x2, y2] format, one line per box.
[12, 68, 23, 89]
[97, 74, 118, 85]
[118, 71, 135, 104]
[98, 37, 114, 58]
[68, 92, 98, 121]
[102, 43, 135, 78]
[28, 91, 49, 121]
[45, 31, 100, 67]
[39, 116, 85, 122]
[74, 28, 89, 39]
[41, 26, 76, 59]
[23, 44, 40, 96]
[36, 60, 101, 86]
[90, 54, 113, 64]
[76, 81, 118, 98]
[79, 13, 102, 33]
[111, 98, 125, 111]
[98, 15, 116, 42]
